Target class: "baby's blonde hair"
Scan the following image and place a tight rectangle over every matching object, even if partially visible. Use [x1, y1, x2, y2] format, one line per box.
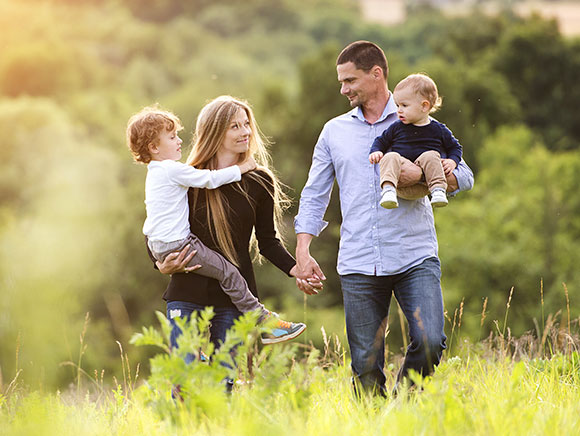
[394, 73, 442, 113]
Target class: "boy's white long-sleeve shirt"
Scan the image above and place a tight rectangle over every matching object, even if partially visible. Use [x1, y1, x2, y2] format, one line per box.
[143, 160, 241, 242]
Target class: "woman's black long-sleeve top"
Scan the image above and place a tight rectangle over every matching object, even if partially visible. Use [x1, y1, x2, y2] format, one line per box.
[158, 170, 296, 307]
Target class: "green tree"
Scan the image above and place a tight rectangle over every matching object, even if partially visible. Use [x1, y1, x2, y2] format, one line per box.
[492, 14, 580, 150]
[438, 125, 580, 337]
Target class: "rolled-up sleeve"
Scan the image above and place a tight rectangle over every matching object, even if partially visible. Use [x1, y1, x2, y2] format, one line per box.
[294, 128, 335, 236]
[449, 158, 474, 196]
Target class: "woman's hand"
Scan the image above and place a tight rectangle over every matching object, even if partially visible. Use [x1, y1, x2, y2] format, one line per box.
[156, 246, 202, 275]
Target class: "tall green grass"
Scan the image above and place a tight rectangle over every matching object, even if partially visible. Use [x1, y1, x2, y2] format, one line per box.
[1, 298, 579, 436]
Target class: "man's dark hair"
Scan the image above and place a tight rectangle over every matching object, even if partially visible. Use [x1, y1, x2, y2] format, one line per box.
[336, 41, 388, 80]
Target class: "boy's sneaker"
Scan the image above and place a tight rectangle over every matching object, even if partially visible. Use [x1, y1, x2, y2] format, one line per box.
[261, 318, 306, 345]
[430, 190, 448, 208]
[380, 188, 398, 209]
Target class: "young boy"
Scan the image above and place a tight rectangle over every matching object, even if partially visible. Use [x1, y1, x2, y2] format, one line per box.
[126, 106, 306, 344]
[369, 73, 463, 209]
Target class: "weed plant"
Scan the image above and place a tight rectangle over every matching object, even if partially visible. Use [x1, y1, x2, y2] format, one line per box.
[1, 297, 579, 436]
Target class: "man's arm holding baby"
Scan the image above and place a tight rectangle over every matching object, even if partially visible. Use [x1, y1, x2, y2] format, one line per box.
[398, 159, 473, 194]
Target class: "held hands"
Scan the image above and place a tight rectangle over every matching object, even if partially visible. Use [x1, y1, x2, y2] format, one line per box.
[369, 151, 384, 164]
[292, 253, 325, 296]
[157, 246, 201, 275]
[238, 156, 257, 174]
[442, 158, 457, 176]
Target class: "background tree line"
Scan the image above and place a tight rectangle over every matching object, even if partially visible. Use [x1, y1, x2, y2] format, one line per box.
[0, 0, 579, 388]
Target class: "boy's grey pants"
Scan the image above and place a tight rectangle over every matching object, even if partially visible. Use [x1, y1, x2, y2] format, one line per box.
[148, 233, 267, 317]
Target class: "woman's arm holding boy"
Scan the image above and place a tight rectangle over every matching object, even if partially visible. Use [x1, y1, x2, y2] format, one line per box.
[145, 235, 201, 275]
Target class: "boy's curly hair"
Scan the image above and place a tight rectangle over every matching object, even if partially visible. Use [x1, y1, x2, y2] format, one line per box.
[126, 106, 183, 164]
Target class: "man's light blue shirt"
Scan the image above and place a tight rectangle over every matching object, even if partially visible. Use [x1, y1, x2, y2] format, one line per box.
[294, 97, 474, 276]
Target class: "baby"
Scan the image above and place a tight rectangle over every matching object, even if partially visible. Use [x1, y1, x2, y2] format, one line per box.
[369, 73, 462, 209]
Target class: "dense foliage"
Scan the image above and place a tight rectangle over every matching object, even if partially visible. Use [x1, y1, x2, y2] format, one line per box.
[0, 0, 579, 389]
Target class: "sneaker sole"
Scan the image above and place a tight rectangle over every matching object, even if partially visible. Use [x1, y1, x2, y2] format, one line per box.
[431, 201, 448, 208]
[380, 201, 398, 209]
[261, 324, 307, 345]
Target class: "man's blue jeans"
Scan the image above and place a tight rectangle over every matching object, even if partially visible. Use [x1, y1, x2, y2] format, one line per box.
[166, 300, 242, 364]
[340, 257, 447, 394]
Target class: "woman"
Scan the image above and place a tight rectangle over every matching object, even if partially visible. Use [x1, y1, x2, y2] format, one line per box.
[155, 96, 320, 352]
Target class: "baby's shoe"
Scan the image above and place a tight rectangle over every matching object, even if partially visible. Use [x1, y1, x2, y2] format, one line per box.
[380, 188, 398, 209]
[430, 190, 448, 208]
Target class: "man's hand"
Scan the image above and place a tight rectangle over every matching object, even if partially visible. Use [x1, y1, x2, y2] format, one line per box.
[156, 246, 201, 275]
[369, 151, 384, 164]
[398, 158, 423, 187]
[289, 265, 323, 295]
[442, 158, 457, 176]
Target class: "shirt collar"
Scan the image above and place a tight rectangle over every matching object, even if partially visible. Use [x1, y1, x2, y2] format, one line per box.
[350, 91, 397, 124]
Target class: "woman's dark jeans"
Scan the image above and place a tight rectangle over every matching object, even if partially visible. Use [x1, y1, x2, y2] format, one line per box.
[166, 300, 241, 393]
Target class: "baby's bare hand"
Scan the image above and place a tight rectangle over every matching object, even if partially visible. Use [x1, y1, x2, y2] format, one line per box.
[442, 159, 457, 176]
[369, 152, 384, 164]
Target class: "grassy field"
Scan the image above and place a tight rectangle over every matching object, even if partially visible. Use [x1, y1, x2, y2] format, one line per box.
[1, 309, 579, 436]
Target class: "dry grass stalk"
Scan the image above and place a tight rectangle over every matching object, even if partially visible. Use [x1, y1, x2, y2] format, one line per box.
[540, 278, 545, 334]
[503, 287, 514, 333]
[480, 297, 488, 329]
[450, 307, 458, 348]
[77, 313, 90, 393]
[478, 313, 580, 361]
[321, 326, 329, 362]
[562, 282, 571, 337]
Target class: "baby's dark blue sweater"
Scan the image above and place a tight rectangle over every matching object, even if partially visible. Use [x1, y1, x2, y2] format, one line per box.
[370, 119, 462, 164]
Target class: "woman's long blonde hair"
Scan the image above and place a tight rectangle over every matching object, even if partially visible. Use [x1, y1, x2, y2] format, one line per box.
[186, 95, 291, 266]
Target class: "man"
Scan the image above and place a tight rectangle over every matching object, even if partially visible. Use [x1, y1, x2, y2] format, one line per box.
[294, 41, 474, 396]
